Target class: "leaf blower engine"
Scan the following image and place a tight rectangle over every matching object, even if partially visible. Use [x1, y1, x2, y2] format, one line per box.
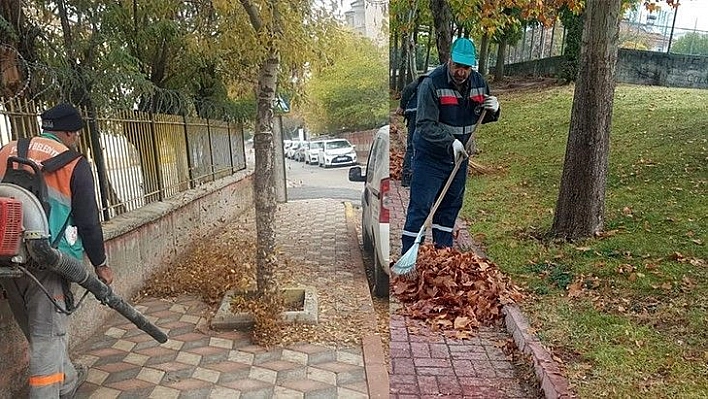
[0, 182, 167, 343]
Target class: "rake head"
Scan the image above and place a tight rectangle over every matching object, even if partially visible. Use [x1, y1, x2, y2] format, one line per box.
[391, 227, 425, 277]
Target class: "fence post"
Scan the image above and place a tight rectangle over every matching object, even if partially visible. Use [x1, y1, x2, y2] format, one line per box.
[148, 113, 164, 201]
[561, 26, 567, 54]
[206, 118, 215, 181]
[550, 21, 557, 57]
[182, 114, 194, 189]
[85, 107, 112, 221]
[227, 121, 234, 173]
[239, 122, 246, 170]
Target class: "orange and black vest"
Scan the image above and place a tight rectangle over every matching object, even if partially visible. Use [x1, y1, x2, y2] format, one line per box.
[0, 133, 85, 260]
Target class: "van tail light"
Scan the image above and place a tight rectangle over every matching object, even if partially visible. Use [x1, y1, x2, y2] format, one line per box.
[380, 178, 390, 224]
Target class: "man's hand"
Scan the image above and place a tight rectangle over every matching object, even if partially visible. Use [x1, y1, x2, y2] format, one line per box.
[452, 139, 467, 161]
[395, 106, 404, 116]
[483, 95, 499, 113]
[95, 265, 114, 286]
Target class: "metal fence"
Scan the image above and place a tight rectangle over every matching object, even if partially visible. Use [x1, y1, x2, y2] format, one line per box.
[505, 22, 567, 65]
[0, 98, 246, 221]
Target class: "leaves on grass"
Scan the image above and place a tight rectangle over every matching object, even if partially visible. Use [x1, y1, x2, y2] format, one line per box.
[392, 244, 523, 333]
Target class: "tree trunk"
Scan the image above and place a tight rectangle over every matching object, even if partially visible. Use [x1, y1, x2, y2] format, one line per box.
[56, 0, 116, 219]
[397, 31, 408, 91]
[551, 0, 621, 240]
[429, 0, 452, 63]
[253, 53, 279, 295]
[424, 26, 433, 70]
[479, 33, 490, 75]
[0, 0, 34, 101]
[494, 39, 507, 81]
[406, 9, 419, 80]
[391, 33, 399, 91]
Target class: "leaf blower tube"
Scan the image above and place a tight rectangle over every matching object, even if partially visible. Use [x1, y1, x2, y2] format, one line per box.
[24, 238, 168, 343]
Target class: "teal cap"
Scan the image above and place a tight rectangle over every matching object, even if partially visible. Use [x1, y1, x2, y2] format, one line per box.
[450, 38, 477, 67]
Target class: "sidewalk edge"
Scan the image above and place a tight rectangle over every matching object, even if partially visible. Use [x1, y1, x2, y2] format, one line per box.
[503, 304, 574, 399]
[343, 201, 390, 398]
[362, 334, 390, 398]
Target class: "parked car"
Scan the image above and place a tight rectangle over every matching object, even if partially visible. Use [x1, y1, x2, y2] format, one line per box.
[283, 140, 293, 156]
[294, 141, 309, 162]
[348, 125, 389, 297]
[318, 138, 357, 168]
[306, 140, 324, 164]
[286, 141, 303, 159]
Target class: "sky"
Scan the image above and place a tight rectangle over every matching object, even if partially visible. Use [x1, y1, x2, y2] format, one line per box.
[646, 0, 708, 32]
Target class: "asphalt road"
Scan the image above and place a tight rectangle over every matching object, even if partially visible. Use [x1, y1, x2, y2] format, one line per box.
[244, 145, 365, 205]
[284, 157, 364, 205]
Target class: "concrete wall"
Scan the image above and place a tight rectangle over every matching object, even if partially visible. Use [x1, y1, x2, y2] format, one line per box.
[498, 49, 708, 89]
[0, 170, 254, 397]
[615, 49, 708, 88]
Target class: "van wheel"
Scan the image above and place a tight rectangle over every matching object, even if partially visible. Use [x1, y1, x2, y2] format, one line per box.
[372, 251, 389, 298]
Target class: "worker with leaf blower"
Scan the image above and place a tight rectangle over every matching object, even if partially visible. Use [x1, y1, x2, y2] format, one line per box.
[0, 103, 113, 398]
[400, 37, 500, 257]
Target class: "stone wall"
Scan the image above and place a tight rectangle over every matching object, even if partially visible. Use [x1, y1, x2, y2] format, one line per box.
[0, 171, 254, 397]
[498, 49, 708, 89]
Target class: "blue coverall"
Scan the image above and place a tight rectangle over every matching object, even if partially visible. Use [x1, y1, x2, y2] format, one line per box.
[401, 64, 499, 254]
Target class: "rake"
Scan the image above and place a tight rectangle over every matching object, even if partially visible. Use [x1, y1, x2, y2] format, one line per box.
[392, 109, 486, 277]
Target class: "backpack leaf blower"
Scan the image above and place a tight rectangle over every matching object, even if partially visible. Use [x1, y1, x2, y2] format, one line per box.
[0, 182, 168, 344]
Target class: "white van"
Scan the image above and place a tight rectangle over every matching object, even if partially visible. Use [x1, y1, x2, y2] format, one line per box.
[348, 125, 390, 297]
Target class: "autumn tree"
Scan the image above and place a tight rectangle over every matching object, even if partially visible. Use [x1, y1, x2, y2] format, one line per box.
[304, 32, 388, 134]
[672, 32, 708, 56]
[551, 0, 682, 239]
[550, 0, 621, 239]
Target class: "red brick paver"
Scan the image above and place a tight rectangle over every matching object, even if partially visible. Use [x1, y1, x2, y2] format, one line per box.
[389, 180, 538, 398]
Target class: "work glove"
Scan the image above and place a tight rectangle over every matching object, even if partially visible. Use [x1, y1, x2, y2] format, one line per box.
[483, 95, 499, 113]
[452, 139, 467, 161]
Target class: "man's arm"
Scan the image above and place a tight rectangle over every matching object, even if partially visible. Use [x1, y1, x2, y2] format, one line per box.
[70, 158, 107, 267]
[415, 78, 455, 157]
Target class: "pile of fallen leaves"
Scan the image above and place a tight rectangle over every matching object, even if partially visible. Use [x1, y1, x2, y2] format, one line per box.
[392, 244, 523, 335]
[139, 225, 257, 306]
[231, 292, 285, 347]
[390, 147, 404, 181]
[390, 122, 406, 181]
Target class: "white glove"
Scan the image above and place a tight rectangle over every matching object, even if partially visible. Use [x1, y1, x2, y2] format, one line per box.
[483, 95, 499, 113]
[452, 139, 467, 161]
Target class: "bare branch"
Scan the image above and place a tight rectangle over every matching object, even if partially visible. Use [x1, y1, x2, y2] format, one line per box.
[239, 0, 262, 32]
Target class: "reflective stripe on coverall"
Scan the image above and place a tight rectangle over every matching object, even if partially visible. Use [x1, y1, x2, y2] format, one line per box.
[401, 63, 492, 255]
[401, 147, 469, 254]
[1, 271, 79, 398]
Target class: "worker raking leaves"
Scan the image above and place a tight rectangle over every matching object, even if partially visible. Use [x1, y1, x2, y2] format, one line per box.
[392, 244, 523, 335]
[393, 37, 500, 277]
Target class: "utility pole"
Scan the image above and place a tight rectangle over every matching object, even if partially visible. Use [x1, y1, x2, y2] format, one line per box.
[667, 4, 679, 53]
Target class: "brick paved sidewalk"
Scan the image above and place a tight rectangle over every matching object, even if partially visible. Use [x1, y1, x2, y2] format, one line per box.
[389, 180, 538, 398]
[70, 199, 385, 398]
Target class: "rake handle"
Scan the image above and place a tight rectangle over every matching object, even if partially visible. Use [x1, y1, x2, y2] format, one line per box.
[421, 109, 487, 231]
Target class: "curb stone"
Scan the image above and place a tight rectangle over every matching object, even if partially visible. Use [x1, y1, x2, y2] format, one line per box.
[362, 335, 389, 398]
[456, 219, 574, 399]
[343, 201, 390, 398]
[503, 305, 574, 399]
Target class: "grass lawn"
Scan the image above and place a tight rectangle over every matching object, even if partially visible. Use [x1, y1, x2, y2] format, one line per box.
[462, 83, 707, 398]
